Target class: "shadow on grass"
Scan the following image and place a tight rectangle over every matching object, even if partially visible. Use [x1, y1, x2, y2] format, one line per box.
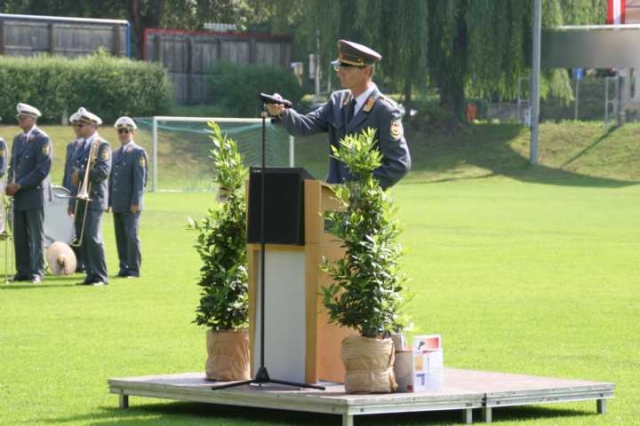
[560, 125, 618, 168]
[406, 123, 640, 188]
[0, 275, 105, 290]
[47, 401, 599, 426]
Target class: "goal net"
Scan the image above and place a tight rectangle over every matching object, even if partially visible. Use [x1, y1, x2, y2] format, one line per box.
[135, 117, 295, 192]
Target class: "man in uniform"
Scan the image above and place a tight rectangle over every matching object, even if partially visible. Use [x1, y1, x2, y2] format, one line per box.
[109, 116, 148, 278]
[6, 103, 53, 284]
[69, 107, 111, 286]
[0, 127, 6, 178]
[266, 39, 411, 189]
[62, 112, 85, 272]
[0, 127, 6, 238]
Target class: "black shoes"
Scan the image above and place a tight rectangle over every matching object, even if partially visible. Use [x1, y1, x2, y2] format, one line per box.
[77, 277, 109, 286]
[11, 274, 42, 284]
[12, 274, 30, 282]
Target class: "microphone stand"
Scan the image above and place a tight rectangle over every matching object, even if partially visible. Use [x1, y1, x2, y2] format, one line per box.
[211, 105, 324, 391]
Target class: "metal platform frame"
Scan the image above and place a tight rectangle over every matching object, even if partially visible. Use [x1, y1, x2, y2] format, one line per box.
[108, 368, 614, 425]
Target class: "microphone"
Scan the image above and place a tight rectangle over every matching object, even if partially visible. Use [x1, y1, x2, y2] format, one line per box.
[258, 93, 292, 108]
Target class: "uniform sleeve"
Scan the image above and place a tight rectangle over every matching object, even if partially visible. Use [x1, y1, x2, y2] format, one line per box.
[278, 100, 332, 136]
[88, 141, 111, 183]
[16, 136, 52, 190]
[62, 144, 72, 189]
[131, 150, 146, 207]
[7, 138, 17, 184]
[372, 105, 411, 189]
[0, 140, 6, 178]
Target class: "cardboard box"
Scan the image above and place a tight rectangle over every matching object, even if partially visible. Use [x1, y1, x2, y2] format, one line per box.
[394, 334, 443, 393]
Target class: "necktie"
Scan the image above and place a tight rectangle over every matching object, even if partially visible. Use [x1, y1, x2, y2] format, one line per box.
[346, 99, 356, 122]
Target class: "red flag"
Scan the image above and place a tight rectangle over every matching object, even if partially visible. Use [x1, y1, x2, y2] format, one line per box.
[607, 0, 626, 24]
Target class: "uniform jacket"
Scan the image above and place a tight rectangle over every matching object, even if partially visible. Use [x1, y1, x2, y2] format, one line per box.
[62, 139, 81, 192]
[278, 86, 411, 189]
[70, 133, 111, 211]
[8, 127, 52, 211]
[109, 141, 147, 213]
[0, 138, 7, 178]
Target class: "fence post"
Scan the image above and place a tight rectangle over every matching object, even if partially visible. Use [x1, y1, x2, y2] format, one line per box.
[48, 22, 56, 54]
[113, 24, 121, 56]
[0, 20, 5, 55]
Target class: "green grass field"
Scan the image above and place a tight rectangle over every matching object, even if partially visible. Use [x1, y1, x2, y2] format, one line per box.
[0, 121, 639, 425]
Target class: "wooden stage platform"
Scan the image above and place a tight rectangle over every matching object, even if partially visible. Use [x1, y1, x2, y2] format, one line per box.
[108, 368, 614, 425]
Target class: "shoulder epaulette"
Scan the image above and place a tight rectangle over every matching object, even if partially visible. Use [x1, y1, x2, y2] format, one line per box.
[379, 95, 399, 108]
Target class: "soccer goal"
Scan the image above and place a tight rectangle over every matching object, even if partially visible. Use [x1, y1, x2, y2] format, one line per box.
[135, 116, 295, 192]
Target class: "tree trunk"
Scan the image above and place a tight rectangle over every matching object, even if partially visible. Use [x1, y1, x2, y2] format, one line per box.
[439, 11, 468, 121]
[129, 0, 165, 59]
[402, 80, 412, 118]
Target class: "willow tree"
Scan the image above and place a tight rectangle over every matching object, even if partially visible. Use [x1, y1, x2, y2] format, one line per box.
[439, 0, 607, 118]
[273, 0, 604, 120]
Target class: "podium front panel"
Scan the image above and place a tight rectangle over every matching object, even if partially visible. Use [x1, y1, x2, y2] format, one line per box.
[247, 167, 313, 246]
[250, 248, 306, 383]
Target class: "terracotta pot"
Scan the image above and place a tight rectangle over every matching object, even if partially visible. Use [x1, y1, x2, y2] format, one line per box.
[205, 329, 250, 381]
[341, 335, 397, 393]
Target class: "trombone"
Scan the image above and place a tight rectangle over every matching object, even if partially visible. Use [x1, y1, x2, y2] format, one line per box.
[68, 140, 99, 248]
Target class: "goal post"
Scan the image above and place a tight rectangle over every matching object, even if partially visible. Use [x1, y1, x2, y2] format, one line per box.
[135, 116, 295, 192]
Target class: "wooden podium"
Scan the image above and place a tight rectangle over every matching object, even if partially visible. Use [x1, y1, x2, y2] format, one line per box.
[247, 169, 355, 384]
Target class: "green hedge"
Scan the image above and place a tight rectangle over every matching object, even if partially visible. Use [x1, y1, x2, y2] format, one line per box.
[0, 53, 173, 124]
[208, 62, 305, 118]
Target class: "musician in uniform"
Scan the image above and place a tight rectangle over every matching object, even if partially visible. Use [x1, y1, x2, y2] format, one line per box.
[0, 135, 7, 178]
[6, 103, 53, 284]
[109, 116, 148, 278]
[266, 39, 411, 189]
[62, 111, 85, 273]
[70, 107, 111, 286]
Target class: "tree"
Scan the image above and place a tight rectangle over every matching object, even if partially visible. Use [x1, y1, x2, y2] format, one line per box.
[287, 0, 604, 120]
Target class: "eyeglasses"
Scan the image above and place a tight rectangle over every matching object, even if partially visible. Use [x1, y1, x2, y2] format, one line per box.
[118, 129, 131, 134]
[16, 115, 30, 120]
[333, 63, 366, 72]
[73, 123, 86, 128]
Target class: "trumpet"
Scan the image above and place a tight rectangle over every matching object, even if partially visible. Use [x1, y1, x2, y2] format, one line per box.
[70, 140, 99, 248]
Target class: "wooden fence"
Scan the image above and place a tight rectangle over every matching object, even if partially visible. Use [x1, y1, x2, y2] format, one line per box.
[0, 13, 129, 58]
[143, 29, 292, 104]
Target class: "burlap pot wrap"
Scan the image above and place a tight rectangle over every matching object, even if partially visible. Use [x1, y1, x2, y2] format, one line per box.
[205, 329, 250, 381]
[341, 335, 398, 393]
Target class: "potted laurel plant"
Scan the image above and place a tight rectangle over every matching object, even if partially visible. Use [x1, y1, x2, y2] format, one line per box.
[322, 128, 407, 393]
[187, 122, 250, 381]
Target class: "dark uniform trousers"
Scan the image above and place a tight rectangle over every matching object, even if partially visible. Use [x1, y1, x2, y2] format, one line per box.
[70, 136, 111, 284]
[113, 211, 141, 276]
[0, 139, 6, 237]
[8, 129, 52, 280]
[62, 139, 84, 272]
[277, 86, 411, 189]
[109, 142, 147, 277]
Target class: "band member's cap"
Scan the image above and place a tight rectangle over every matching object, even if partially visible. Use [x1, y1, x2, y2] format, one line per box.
[331, 39, 382, 67]
[16, 103, 42, 118]
[114, 116, 137, 130]
[76, 107, 102, 126]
